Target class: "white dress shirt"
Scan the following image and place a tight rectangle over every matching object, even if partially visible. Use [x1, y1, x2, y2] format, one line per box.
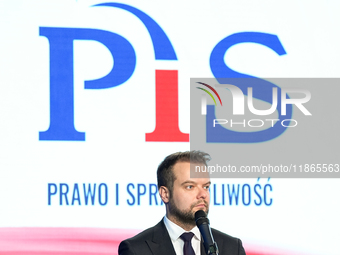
[163, 216, 201, 255]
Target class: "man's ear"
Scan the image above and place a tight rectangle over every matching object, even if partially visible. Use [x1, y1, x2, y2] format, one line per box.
[159, 186, 170, 203]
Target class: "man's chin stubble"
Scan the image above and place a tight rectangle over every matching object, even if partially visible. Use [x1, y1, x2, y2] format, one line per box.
[168, 200, 209, 226]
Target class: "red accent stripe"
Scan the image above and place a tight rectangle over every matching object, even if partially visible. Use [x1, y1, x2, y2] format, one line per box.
[0, 227, 310, 255]
[0, 227, 139, 255]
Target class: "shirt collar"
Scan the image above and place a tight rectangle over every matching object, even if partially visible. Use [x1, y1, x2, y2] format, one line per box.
[163, 216, 201, 242]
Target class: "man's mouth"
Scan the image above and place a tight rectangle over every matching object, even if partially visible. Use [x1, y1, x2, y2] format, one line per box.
[195, 204, 206, 208]
[192, 201, 208, 209]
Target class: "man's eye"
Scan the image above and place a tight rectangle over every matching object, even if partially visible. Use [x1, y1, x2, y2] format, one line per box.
[186, 185, 193, 189]
[204, 185, 210, 190]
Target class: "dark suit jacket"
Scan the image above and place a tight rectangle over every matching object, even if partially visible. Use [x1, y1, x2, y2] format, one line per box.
[118, 220, 246, 255]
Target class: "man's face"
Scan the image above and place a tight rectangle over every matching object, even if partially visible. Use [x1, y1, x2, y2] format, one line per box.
[168, 161, 210, 225]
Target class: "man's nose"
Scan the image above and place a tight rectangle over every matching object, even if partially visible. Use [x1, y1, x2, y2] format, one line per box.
[196, 186, 208, 199]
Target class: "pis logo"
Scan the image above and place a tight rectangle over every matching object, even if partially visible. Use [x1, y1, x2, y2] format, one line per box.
[39, 2, 288, 143]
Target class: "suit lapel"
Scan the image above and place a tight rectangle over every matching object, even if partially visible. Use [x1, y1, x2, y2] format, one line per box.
[146, 220, 176, 255]
[200, 240, 207, 255]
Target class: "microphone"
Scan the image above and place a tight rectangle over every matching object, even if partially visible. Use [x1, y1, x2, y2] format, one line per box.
[195, 210, 219, 255]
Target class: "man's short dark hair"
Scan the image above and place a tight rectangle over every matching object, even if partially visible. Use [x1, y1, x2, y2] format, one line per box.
[157, 151, 211, 195]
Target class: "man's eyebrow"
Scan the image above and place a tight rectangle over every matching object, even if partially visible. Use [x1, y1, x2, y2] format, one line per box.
[181, 181, 197, 185]
[180, 181, 211, 186]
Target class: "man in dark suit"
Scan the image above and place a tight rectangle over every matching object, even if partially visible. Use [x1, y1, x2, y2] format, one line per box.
[119, 151, 246, 255]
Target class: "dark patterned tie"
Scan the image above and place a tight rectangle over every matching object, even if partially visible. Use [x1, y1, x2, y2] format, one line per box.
[180, 232, 195, 255]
